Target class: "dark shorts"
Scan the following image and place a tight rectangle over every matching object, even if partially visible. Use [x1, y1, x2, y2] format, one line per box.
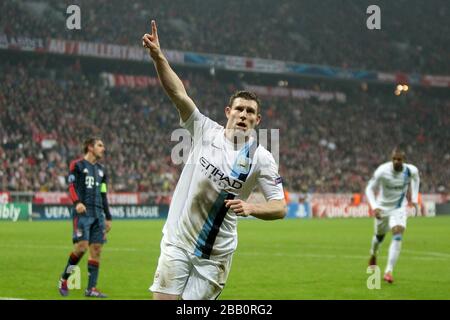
[72, 214, 106, 245]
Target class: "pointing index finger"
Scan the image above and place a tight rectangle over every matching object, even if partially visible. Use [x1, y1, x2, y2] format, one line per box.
[151, 20, 158, 37]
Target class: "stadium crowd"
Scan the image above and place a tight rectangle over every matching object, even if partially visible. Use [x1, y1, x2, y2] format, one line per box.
[1, 60, 449, 195]
[1, 0, 449, 74]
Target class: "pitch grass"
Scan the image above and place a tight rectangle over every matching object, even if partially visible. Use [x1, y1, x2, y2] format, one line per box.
[0, 216, 449, 300]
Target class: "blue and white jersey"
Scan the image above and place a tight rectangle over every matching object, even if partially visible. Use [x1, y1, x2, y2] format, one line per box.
[162, 108, 284, 260]
[365, 161, 420, 212]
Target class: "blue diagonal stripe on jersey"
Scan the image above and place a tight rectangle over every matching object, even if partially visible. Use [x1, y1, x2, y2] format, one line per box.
[396, 167, 411, 208]
[194, 191, 235, 259]
[194, 140, 258, 259]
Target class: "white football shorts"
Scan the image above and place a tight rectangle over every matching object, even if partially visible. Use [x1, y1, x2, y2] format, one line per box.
[149, 240, 233, 300]
[374, 207, 407, 235]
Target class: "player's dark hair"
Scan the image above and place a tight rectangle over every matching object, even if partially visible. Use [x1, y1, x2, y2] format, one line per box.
[392, 144, 406, 158]
[83, 137, 101, 154]
[228, 90, 261, 114]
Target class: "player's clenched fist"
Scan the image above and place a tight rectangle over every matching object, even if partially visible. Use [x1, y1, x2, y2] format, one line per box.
[142, 20, 161, 59]
[373, 208, 382, 220]
[225, 199, 254, 217]
[75, 202, 87, 214]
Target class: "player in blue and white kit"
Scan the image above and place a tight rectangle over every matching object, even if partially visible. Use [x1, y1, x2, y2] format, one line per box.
[142, 20, 286, 300]
[366, 147, 420, 283]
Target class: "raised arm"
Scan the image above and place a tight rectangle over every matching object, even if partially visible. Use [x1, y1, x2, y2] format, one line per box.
[142, 20, 196, 122]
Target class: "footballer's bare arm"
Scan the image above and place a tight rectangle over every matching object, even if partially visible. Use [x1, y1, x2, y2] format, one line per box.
[225, 199, 287, 220]
[142, 20, 195, 122]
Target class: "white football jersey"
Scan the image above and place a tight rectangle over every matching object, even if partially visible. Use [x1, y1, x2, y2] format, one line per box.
[162, 108, 284, 259]
[365, 161, 420, 212]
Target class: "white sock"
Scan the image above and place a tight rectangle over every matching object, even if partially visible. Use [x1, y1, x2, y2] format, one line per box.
[385, 237, 402, 274]
[370, 235, 383, 256]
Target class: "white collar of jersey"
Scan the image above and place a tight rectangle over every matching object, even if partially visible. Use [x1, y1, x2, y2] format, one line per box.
[221, 132, 255, 151]
[390, 162, 405, 175]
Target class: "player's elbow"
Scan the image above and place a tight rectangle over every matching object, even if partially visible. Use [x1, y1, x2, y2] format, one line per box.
[275, 202, 288, 220]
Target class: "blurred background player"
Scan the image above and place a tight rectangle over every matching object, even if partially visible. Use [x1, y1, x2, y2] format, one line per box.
[366, 147, 420, 283]
[58, 138, 112, 298]
[142, 20, 286, 300]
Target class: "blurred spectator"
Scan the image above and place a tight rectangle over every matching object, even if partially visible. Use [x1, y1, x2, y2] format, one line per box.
[0, 60, 448, 194]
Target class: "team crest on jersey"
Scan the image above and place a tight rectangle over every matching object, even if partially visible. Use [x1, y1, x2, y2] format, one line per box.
[98, 170, 104, 177]
[83, 168, 89, 174]
[235, 155, 251, 175]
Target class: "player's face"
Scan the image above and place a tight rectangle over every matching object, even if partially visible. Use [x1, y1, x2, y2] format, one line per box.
[92, 140, 105, 159]
[225, 98, 261, 133]
[392, 152, 404, 172]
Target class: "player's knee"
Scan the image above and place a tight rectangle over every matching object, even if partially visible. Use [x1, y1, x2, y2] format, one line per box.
[75, 242, 89, 255]
[90, 245, 102, 258]
[392, 226, 405, 235]
[153, 292, 179, 300]
[77, 248, 87, 256]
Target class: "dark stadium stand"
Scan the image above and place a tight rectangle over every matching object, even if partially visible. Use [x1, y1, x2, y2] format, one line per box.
[1, 56, 448, 194]
[1, 0, 449, 74]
